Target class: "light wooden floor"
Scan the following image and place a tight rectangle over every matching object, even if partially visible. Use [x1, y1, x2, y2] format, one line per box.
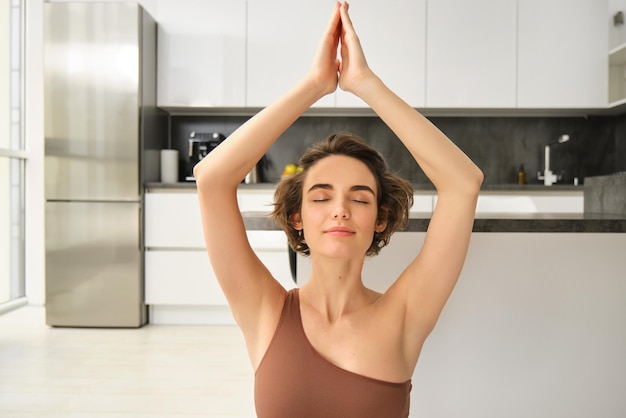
[0, 306, 256, 417]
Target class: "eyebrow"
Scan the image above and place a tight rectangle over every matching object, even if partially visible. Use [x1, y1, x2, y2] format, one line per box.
[307, 183, 376, 196]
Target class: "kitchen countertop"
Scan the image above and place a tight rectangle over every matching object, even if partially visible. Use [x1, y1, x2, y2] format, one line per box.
[146, 182, 584, 192]
[146, 182, 625, 232]
[145, 182, 626, 233]
[241, 211, 626, 233]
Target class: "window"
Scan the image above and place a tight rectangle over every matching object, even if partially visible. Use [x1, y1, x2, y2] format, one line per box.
[0, 0, 25, 309]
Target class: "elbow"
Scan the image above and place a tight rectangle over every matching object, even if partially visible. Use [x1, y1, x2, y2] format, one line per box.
[193, 158, 238, 194]
[466, 168, 484, 199]
[472, 166, 485, 193]
[193, 158, 218, 190]
[434, 167, 483, 198]
[458, 164, 483, 197]
[459, 166, 483, 202]
[193, 162, 208, 188]
[192, 162, 204, 184]
[193, 154, 219, 187]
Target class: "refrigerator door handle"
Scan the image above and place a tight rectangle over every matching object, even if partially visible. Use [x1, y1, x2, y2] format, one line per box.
[139, 205, 143, 250]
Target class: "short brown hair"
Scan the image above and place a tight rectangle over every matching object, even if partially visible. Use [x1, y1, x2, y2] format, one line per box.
[272, 132, 414, 256]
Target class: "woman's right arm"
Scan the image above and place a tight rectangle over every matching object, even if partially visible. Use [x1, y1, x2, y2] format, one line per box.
[193, 2, 341, 367]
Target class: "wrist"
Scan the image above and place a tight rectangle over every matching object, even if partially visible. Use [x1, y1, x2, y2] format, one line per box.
[347, 71, 382, 103]
[302, 72, 337, 100]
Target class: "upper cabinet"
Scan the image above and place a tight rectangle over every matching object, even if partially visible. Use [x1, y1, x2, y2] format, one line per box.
[517, 0, 608, 108]
[335, 0, 426, 108]
[156, 0, 246, 107]
[247, 0, 336, 108]
[247, 0, 425, 108]
[153, 0, 609, 112]
[426, 0, 517, 108]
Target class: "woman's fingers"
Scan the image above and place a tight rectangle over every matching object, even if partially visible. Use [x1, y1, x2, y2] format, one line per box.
[339, 1, 362, 61]
[307, 2, 343, 95]
[325, 1, 342, 35]
[338, 1, 354, 34]
[336, 1, 374, 95]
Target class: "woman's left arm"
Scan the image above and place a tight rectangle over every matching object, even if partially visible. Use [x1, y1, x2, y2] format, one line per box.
[338, 2, 484, 352]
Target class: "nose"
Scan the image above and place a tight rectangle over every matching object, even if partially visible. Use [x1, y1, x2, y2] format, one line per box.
[332, 203, 350, 219]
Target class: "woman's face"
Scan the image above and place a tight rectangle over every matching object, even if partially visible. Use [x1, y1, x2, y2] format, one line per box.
[292, 155, 386, 259]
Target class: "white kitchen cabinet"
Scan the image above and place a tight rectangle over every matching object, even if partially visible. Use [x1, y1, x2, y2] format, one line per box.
[145, 250, 226, 305]
[473, 191, 584, 214]
[236, 188, 276, 213]
[246, 0, 337, 108]
[517, 0, 608, 108]
[609, 0, 626, 50]
[144, 189, 276, 248]
[156, 0, 246, 107]
[410, 192, 435, 214]
[335, 0, 426, 108]
[145, 192, 204, 248]
[144, 188, 293, 323]
[144, 239, 293, 307]
[425, 0, 517, 108]
[417, 190, 583, 215]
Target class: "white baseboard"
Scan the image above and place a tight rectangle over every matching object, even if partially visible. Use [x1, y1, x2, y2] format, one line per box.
[0, 297, 29, 315]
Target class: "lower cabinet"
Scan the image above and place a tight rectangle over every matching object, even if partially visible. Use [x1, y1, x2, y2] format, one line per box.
[144, 187, 582, 324]
[474, 191, 584, 213]
[145, 245, 294, 307]
[144, 188, 293, 324]
[145, 250, 226, 306]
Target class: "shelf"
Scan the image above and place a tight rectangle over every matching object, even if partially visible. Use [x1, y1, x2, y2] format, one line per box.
[609, 43, 626, 107]
[609, 42, 626, 66]
[606, 97, 626, 115]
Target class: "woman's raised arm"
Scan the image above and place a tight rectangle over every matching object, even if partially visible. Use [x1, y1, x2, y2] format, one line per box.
[193, 3, 342, 367]
[337, 2, 484, 361]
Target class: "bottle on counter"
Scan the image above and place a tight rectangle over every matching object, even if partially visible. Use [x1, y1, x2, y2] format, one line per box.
[517, 164, 527, 185]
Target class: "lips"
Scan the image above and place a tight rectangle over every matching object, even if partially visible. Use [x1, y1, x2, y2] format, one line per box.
[324, 226, 355, 237]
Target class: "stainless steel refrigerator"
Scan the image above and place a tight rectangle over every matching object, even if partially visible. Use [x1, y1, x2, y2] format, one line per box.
[44, 2, 166, 327]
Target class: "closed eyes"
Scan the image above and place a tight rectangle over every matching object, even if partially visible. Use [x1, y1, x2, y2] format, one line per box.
[307, 184, 375, 205]
[311, 198, 369, 204]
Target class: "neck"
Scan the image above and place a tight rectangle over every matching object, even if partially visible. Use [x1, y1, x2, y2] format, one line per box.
[301, 254, 372, 322]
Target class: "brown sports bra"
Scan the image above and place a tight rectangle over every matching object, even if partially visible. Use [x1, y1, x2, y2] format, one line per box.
[254, 288, 411, 418]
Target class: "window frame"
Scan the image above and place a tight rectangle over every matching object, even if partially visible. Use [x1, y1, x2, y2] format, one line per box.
[0, 0, 26, 312]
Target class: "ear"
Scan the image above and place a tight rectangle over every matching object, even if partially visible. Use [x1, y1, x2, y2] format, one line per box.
[290, 213, 303, 231]
[375, 207, 388, 233]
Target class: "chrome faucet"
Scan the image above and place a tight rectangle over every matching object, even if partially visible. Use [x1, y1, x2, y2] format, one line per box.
[538, 134, 570, 186]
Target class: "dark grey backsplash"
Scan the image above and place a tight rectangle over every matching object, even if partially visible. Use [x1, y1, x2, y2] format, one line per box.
[170, 113, 626, 185]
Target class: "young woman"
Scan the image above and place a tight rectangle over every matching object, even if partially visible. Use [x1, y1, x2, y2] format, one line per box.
[194, 2, 483, 417]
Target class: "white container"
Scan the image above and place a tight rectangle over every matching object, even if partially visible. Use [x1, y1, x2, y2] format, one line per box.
[160, 149, 179, 184]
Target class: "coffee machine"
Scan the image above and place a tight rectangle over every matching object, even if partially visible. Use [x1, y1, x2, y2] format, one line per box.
[185, 131, 225, 181]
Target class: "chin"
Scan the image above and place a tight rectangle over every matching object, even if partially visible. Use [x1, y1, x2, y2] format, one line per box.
[313, 244, 368, 260]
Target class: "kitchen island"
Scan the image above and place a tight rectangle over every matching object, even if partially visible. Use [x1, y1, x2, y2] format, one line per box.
[145, 183, 626, 418]
[287, 213, 626, 418]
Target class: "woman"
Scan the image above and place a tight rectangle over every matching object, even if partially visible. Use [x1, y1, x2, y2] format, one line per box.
[194, 2, 483, 417]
